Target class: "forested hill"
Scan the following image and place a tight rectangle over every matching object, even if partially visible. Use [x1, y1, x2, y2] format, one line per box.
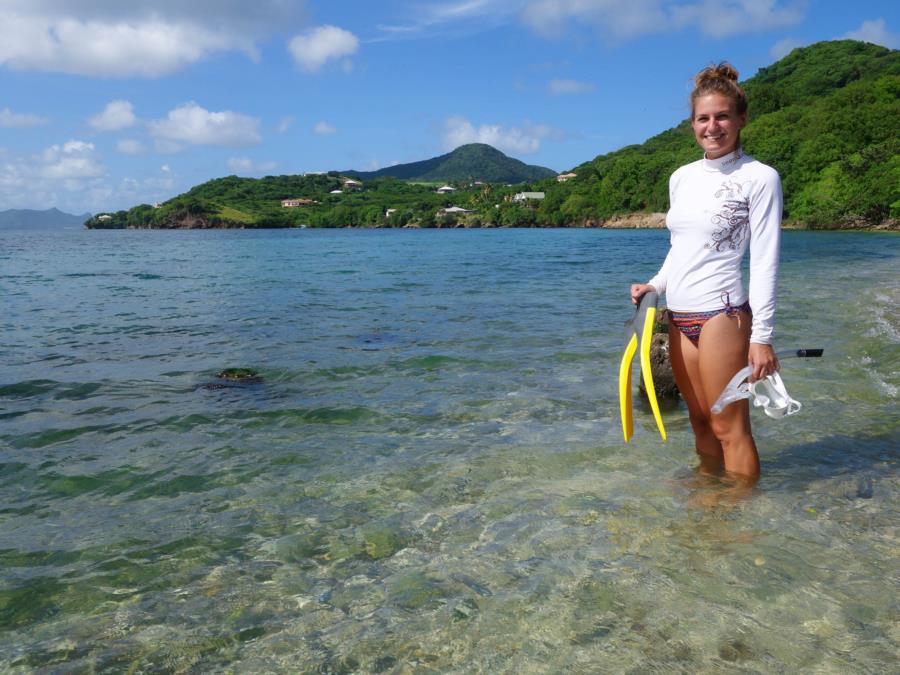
[89, 40, 898, 230]
[545, 40, 899, 227]
[342, 143, 556, 183]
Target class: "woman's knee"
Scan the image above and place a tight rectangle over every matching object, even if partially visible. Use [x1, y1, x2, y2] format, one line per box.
[688, 411, 713, 435]
[709, 414, 750, 445]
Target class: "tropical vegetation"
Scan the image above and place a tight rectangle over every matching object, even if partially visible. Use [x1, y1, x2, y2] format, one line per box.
[87, 40, 899, 230]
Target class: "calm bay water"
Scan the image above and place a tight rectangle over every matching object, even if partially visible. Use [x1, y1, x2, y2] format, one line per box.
[1, 228, 897, 673]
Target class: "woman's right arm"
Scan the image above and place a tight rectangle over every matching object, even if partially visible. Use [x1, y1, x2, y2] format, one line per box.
[630, 283, 656, 305]
[646, 249, 671, 296]
[631, 173, 674, 304]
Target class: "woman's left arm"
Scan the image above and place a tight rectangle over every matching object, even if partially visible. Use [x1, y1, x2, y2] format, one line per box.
[747, 167, 783, 379]
[749, 342, 780, 381]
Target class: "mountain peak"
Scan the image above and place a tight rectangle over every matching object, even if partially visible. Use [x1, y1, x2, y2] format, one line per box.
[0, 207, 92, 230]
[344, 144, 555, 183]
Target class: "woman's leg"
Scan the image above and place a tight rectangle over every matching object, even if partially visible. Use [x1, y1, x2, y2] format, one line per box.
[698, 310, 759, 478]
[668, 321, 724, 472]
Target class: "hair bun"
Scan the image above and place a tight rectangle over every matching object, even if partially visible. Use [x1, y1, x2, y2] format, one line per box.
[694, 62, 740, 87]
[715, 62, 740, 82]
[690, 61, 747, 114]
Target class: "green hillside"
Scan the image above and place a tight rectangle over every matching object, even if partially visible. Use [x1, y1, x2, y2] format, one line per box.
[343, 143, 556, 183]
[534, 40, 899, 227]
[89, 40, 898, 230]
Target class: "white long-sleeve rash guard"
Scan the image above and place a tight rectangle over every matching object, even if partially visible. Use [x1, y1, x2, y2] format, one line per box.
[647, 150, 783, 344]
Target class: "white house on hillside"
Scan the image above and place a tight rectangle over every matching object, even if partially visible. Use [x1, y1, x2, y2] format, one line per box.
[281, 198, 316, 207]
[557, 172, 577, 182]
[436, 185, 456, 194]
[513, 191, 545, 202]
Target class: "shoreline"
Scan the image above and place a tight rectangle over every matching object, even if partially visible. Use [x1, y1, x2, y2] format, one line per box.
[85, 211, 900, 233]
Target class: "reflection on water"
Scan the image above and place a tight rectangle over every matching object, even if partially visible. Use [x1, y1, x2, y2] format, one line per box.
[0, 229, 897, 672]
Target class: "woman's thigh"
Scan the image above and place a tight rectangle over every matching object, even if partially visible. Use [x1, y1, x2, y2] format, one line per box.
[698, 310, 753, 431]
[668, 322, 708, 416]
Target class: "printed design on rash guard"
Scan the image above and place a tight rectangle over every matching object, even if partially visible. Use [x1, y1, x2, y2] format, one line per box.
[706, 179, 750, 251]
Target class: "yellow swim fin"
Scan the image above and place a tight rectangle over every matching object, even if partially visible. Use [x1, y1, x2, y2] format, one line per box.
[619, 291, 667, 442]
[639, 304, 667, 441]
[619, 332, 637, 442]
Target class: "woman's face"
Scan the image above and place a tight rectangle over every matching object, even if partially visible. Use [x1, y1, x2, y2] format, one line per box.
[691, 93, 746, 159]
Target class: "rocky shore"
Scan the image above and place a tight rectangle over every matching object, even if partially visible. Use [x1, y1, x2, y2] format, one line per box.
[594, 213, 667, 229]
[137, 214, 245, 229]
[95, 211, 898, 231]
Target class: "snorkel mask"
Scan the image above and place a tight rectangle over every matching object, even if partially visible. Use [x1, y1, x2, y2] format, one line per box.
[710, 349, 822, 417]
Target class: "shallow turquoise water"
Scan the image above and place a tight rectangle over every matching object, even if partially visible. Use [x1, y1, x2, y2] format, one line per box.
[0, 228, 897, 672]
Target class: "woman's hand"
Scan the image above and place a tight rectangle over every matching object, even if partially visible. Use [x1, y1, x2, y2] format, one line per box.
[748, 342, 780, 382]
[630, 283, 656, 305]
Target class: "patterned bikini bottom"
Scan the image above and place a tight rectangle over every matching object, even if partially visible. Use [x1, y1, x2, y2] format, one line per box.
[668, 296, 752, 344]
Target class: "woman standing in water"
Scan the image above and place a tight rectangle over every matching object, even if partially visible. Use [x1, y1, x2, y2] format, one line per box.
[630, 63, 782, 479]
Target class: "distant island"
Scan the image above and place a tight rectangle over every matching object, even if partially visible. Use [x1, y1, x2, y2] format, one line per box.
[0, 208, 92, 230]
[85, 40, 898, 231]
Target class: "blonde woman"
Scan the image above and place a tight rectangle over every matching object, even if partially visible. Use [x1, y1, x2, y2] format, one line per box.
[631, 64, 783, 479]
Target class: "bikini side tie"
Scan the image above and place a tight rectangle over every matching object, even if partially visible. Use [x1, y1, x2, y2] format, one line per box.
[721, 291, 744, 329]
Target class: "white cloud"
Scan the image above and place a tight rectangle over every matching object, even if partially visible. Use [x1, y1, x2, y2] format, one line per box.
[522, 0, 667, 39]
[548, 78, 596, 95]
[769, 37, 807, 60]
[0, 107, 47, 127]
[842, 19, 899, 49]
[227, 157, 254, 173]
[0, 137, 185, 213]
[442, 116, 562, 155]
[41, 140, 104, 178]
[521, 0, 806, 40]
[42, 158, 104, 179]
[670, 0, 807, 39]
[376, 0, 522, 40]
[288, 25, 359, 72]
[149, 102, 262, 147]
[275, 116, 295, 133]
[0, 1, 305, 77]
[89, 100, 136, 131]
[314, 121, 337, 135]
[105, 169, 177, 209]
[117, 138, 146, 155]
[42, 140, 94, 162]
[227, 157, 277, 174]
[154, 139, 182, 154]
[0, 16, 245, 77]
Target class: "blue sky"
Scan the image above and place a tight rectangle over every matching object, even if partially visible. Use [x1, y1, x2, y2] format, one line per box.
[1, 0, 897, 214]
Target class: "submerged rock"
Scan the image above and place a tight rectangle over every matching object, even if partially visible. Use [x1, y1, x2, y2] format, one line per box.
[362, 526, 404, 560]
[387, 571, 446, 611]
[216, 367, 263, 382]
[853, 476, 874, 499]
[638, 308, 680, 400]
[200, 368, 264, 390]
